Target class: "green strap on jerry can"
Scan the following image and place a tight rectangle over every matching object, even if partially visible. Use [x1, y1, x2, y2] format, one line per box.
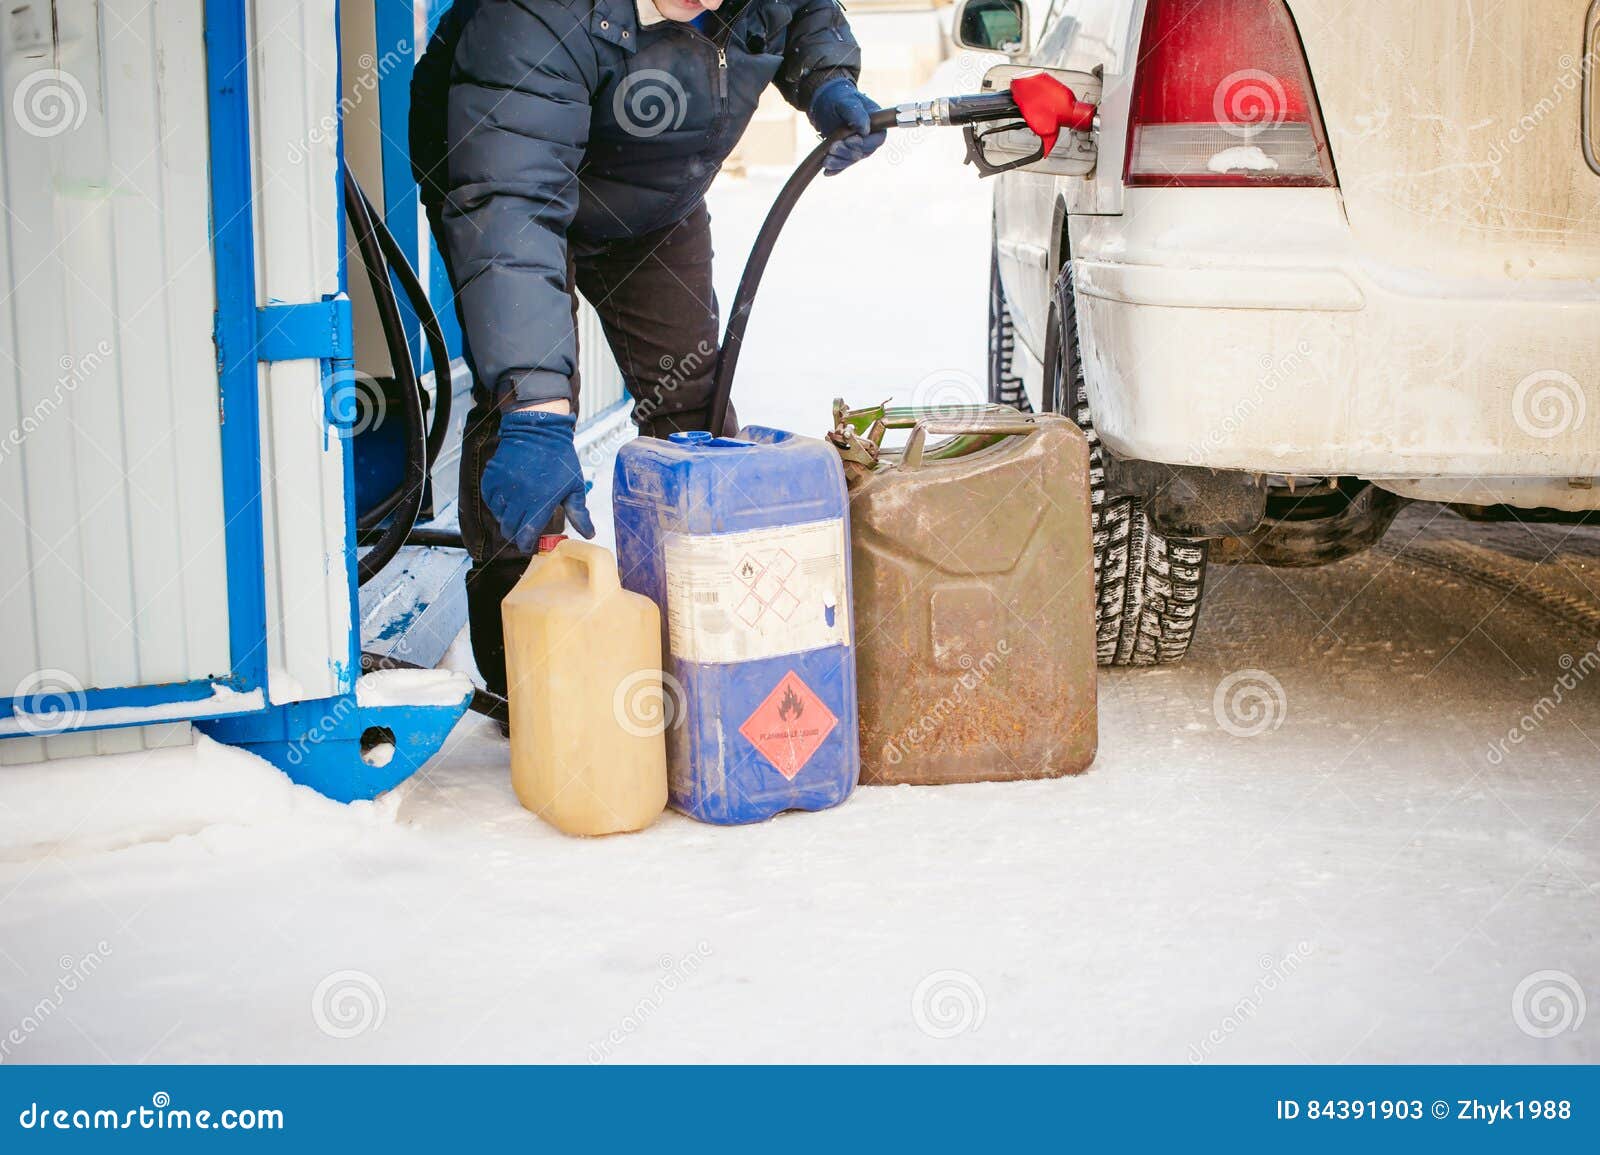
[828, 399, 1040, 470]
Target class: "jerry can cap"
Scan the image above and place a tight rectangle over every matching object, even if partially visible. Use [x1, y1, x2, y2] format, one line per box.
[537, 534, 568, 553]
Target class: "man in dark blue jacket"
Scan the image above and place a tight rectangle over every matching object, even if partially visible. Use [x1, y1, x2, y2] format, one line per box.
[411, 0, 882, 699]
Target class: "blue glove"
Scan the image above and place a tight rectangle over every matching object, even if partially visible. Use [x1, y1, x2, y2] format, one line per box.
[808, 77, 887, 176]
[480, 410, 595, 551]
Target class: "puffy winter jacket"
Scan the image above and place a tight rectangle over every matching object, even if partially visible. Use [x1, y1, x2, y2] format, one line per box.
[410, 0, 861, 404]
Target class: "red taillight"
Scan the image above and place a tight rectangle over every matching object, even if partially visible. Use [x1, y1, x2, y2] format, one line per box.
[1125, 0, 1336, 188]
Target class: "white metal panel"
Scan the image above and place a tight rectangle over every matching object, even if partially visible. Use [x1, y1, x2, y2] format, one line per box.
[576, 300, 628, 421]
[0, 1, 230, 700]
[249, 0, 354, 703]
[0, 722, 191, 766]
[340, 0, 393, 381]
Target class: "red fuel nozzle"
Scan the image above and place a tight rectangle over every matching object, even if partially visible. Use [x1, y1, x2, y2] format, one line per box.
[1008, 73, 1097, 156]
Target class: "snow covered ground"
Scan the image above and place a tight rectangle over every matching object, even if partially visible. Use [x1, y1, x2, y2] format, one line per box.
[3, 66, 1598, 1066]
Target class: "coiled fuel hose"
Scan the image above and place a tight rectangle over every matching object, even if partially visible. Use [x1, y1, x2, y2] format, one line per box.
[342, 171, 461, 581]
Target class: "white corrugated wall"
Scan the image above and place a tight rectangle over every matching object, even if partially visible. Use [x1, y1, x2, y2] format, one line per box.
[248, 0, 353, 705]
[0, 1, 231, 762]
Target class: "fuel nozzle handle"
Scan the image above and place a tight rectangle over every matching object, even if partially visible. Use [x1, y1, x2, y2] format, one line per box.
[885, 74, 1097, 153]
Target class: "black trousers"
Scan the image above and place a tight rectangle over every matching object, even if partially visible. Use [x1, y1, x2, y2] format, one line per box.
[430, 203, 733, 699]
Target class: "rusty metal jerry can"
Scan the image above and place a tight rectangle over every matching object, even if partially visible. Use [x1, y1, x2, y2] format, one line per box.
[830, 403, 1097, 786]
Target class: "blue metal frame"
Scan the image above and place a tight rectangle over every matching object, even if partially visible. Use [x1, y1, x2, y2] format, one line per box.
[197, 0, 468, 797]
[206, 0, 273, 695]
[257, 299, 354, 363]
[376, 0, 426, 372]
[374, 0, 465, 375]
[0, 679, 229, 724]
[200, 694, 467, 803]
[333, 0, 364, 695]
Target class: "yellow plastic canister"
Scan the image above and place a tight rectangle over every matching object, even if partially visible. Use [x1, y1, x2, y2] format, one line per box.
[502, 539, 668, 835]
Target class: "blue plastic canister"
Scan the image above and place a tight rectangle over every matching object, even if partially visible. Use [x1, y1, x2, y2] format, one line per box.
[613, 428, 860, 824]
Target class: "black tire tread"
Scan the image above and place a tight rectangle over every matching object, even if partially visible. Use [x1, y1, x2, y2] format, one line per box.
[988, 245, 1034, 414]
[992, 257, 1207, 666]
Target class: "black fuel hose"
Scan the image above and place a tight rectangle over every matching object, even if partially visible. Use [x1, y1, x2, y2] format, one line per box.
[352, 182, 455, 534]
[709, 97, 1024, 432]
[709, 111, 896, 434]
[402, 526, 468, 549]
[346, 169, 427, 586]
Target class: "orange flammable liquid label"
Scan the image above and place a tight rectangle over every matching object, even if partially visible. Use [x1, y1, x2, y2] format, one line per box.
[738, 670, 838, 780]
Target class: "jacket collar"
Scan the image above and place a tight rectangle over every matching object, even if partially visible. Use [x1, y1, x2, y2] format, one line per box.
[594, 0, 742, 53]
[590, 0, 642, 53]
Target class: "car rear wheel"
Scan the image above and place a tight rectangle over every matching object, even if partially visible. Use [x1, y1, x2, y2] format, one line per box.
[995, 260, 1208, 666]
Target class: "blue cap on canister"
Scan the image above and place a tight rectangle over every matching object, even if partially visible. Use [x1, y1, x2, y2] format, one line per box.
[668, 430, 715, 446]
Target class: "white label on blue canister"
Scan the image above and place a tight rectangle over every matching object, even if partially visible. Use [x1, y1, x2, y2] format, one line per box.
[662, 518, 851, 664]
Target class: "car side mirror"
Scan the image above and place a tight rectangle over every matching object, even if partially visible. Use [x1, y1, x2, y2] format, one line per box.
[952, 0, 1031, 57]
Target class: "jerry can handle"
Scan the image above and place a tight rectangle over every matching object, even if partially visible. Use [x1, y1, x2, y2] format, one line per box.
[902, 416, 1039, 470]
[552, 538, 622, 593]
[832, 399, 1021, 446]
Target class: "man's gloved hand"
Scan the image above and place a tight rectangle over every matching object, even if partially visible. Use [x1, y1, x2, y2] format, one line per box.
[481, 409, 595, 552]
[808, 77, 887, 176]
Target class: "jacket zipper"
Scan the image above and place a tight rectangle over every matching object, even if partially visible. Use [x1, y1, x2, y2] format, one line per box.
[678, 28, 729, 102]
[673, 3, 749, 106]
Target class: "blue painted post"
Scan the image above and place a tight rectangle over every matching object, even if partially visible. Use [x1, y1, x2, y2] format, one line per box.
[204, 0, 271, 694]
[375, 0, 425, 372]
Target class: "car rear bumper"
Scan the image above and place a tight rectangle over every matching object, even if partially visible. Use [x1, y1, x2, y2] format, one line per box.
[1069, 191, 1600, 487]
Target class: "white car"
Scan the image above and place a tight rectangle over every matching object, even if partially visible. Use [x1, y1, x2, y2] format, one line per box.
[954, 0, 1600, 665]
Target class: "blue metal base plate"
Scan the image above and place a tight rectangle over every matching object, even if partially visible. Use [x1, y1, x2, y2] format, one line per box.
[197, 691, 469, 803]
